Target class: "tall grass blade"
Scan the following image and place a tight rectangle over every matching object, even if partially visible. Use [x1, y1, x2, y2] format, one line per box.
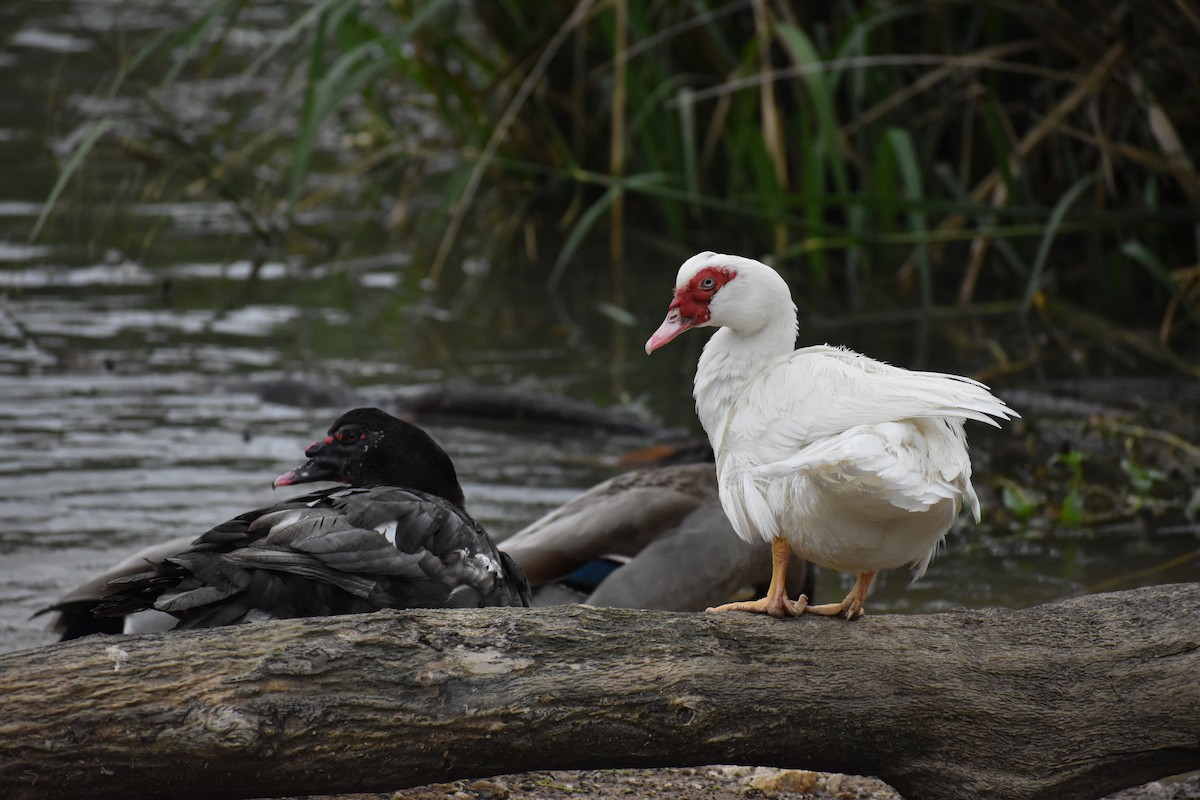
[288, 41, 393, 213]
[429, 0, 601, 288]
[1122, 240, 1198, 324]
[931, 162, 1029, 285]
[775, 22, 854, 292]
[244, 0, 352, 79]
[29, 119, 116, 243]
[288, 8, 330, 214]
[1021, 174, 1097, 314]
[285, 1, 448, 214]
[548, 172, 666, 292]
[108, 28, 175, 97]
[159, 0, 240, 88]
[886, 127, 931, 309]
[1122, 240, 1177, 295]
[775, 23, 848, 196]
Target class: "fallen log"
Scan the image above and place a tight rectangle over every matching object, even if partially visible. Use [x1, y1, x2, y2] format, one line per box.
[1, 583, 1197, 800]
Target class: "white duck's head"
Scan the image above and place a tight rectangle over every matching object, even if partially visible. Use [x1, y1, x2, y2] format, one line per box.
[645, 252, 796, 353]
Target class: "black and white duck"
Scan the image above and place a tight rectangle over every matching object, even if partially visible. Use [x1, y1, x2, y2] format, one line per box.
[45, 408, 530, 635]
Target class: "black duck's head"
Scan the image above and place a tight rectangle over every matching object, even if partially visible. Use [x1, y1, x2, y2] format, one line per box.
[273, 407, 466, 509]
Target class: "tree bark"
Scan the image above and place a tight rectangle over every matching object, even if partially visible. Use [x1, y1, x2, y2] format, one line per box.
[2, 583, 1197, 800]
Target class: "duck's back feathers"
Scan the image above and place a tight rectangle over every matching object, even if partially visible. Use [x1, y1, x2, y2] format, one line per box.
[502, 461, 813, 610]
[583, 497, 810, 610]
[98, 486, 530, 630]
[501, 462, 718, 586]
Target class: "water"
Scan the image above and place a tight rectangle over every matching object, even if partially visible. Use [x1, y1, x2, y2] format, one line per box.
[1, 0, 1197, 655]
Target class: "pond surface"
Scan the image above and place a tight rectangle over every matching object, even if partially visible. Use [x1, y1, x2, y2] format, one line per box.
[1, 0, 1197, 655]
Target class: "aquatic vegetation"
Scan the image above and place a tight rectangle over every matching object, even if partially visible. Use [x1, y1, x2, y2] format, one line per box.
[1050, 450, 1087, 526]
[31, 0, 1200, 374]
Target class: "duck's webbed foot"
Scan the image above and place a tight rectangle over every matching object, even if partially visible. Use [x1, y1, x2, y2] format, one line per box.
[707, 592, 808, 618]
[804, 570, 875, 619]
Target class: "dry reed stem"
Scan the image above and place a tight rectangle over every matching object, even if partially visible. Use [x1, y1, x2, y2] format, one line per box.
[841, 40, 1037, 138]
[1170, 0, 1200, 32]
[753, 0, 789, 257]
[1128, 73, 1200, 207]
[1052, 124, 1200, 196]
[608, 0, 629, 395]
[1160, 264, 1200, 343]
[609, 0, 628, 272]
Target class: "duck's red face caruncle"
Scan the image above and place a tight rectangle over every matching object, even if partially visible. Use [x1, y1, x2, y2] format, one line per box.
[645, 266, 735, 353]
[272, 424, 370, 488]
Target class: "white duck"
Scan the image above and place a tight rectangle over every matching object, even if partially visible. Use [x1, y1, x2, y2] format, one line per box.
[645, 252, 1017, 619]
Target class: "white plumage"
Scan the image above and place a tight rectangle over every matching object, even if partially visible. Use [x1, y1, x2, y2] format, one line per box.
[646, 252, 1017, 618]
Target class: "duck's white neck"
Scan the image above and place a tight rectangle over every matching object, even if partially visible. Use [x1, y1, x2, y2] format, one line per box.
[693, 312, 797, 448]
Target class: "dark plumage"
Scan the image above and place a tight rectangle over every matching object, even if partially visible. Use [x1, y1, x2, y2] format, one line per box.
[82, 408, 528, 633]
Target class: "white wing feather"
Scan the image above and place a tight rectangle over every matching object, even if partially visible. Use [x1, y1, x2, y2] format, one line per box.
[726, 345, 1015, 464]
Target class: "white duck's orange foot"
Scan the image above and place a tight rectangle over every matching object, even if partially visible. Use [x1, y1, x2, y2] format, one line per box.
[707, 593, 809, 618]
[804, 570, 875, 620]
[804, 599, 865, 619]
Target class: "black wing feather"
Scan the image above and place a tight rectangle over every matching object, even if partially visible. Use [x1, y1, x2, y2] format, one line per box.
[94, 485, 529, 629]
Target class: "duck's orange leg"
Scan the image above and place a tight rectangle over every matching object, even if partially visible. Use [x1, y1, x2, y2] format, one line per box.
[707, 537, 807, 619]
[805, 570, 875, 619]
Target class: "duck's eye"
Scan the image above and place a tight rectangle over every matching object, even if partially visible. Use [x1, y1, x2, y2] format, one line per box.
[336, 429, 361, 444]
[699, 277, 716, 291]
